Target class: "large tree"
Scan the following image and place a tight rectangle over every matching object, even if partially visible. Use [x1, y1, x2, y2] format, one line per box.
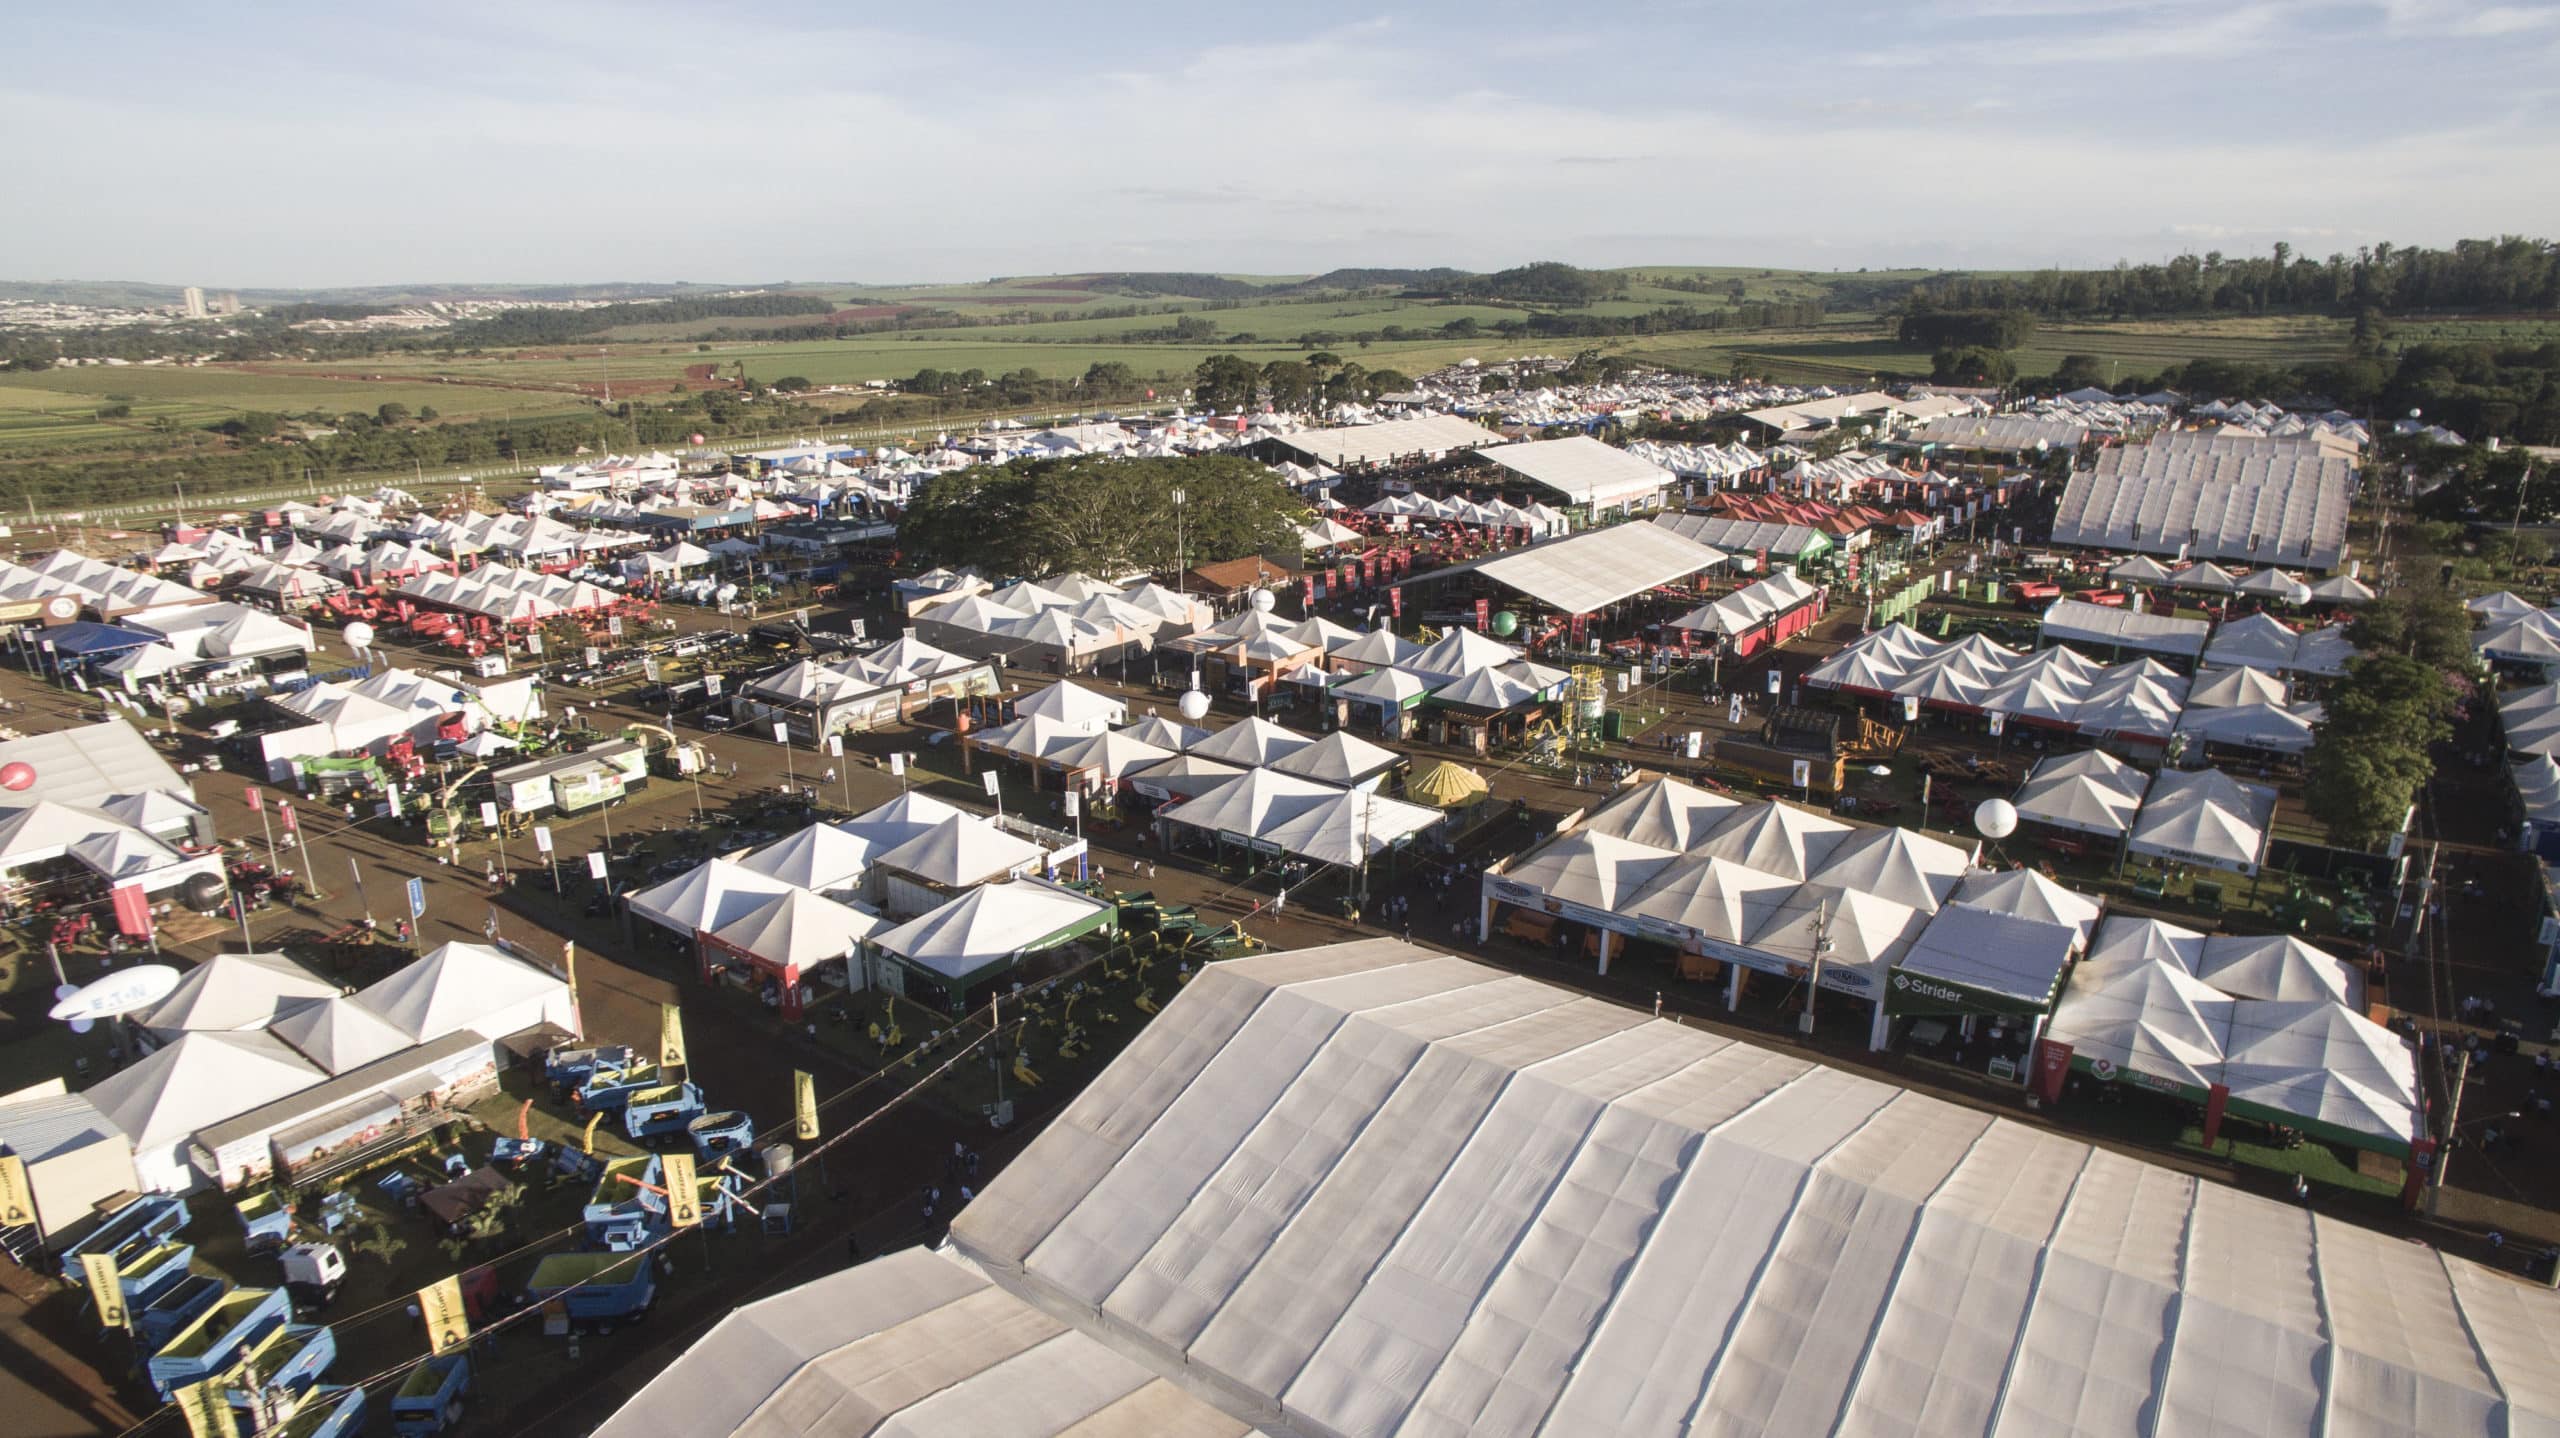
[2305, 653, 2453, 847]
[898, 454, 1307, 579]
[1191, 354, 1262, 413]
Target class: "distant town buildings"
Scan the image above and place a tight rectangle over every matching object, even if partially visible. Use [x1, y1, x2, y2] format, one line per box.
[181, 285, 206, 318]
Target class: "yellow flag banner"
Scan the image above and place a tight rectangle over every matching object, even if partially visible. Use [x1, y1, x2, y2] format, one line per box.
[794, 1070, 819, 1142]
[175, 1378, 231, 1438]
[582, 1111, 605, 1155]
[418, 1274, 471, 1357]
[658, 1003, 688, 1071]
[79, 1251, 127, 1329]
[0, 1153, 34, 1229]
[662, 1152, 702, 1228]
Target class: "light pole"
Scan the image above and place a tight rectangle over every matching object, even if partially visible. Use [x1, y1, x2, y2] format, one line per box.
[1171, 487, 1188, 597]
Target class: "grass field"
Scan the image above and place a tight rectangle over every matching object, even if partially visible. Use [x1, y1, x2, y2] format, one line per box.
[0, 365, 594, 458]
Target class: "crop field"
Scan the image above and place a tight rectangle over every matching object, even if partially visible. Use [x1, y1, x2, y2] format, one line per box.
[0, 366, 586, 457]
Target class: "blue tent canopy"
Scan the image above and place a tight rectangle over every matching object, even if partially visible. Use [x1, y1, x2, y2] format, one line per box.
[43, 622, 158, 656]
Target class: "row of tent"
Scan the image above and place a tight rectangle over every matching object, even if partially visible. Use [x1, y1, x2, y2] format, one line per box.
[2014, 750, 2281, 873]
[2046, 915, 2412, 1151]
[1807, 623, 2196, 741]
[393, 564, 616, 623]
[2104, 552, 2375, 606]
[1362, 491, 1571, 534]
[2470, 591, 2560, 667]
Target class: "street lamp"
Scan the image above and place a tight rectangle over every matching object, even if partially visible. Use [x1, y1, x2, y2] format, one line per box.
[1170, 487, 1188, 597]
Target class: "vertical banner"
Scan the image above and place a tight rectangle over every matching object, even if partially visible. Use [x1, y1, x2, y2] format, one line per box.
[1389, 585, 1402, 618]
[2201, 1082, 2231, 1147]
[825, 733, 843, 759]
[981, 769, 1001, 797]
[1766, 668, 1782, 696]
[533, 826, 554, 855]
[1302, 578, 1316, 610]
[1987, 711, 2006, 737]
[659, 1003, 689, 1071]
[0, 1153, 34, 1229]
[662, 1152, 702, 1228]
[770, 720, 789, 745]
[418, 1274, 471, 1356]
[1790, 758, 1812, 789]
[2032, 1039, 2073, 1105]
[110, 882, 153, 940]
[889, 752, 906, 777]
[794, 1070, 820, 1141]
[1473, 598, 1490, 630]
[243, 785, 262, 811]
[175, 1378, 232, 1438]
[277, 800, 297, 835]
[407, 877, 427, 919]
[478, 800, 500, 830]
[79, 1251, 128, 1329]
[1685, 731, 1704, 761]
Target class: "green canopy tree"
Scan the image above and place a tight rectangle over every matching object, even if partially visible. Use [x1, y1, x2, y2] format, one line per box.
[899, 454, 1306, 579]
[2305, 653, 2453, 848]
[1191, 354, 1262, 413]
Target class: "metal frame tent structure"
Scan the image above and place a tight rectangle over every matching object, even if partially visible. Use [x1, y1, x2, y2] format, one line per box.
[787, 937, 2560, 1438]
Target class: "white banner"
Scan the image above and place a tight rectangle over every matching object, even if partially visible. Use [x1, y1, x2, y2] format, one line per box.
[533, 826, 554, 854]
[981, 769, 1001, 797]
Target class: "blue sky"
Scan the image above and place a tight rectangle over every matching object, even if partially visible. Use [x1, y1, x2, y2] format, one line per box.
[8, 0, 2557, 287]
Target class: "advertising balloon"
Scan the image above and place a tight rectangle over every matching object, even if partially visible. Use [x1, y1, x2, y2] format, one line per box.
[1178, 689, 1211, 722]
[343, 621, 376, 650]
[1974, 798, 2018, 839]
[0, 762, 34, 792]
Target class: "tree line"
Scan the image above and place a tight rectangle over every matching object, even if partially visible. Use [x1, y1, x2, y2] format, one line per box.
[1901, 237, 2559, 319]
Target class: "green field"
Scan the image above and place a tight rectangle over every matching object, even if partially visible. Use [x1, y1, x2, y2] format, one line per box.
[0, 364, 591, 457]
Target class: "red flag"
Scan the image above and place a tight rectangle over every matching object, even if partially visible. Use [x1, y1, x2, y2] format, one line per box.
[1474, 598, 1491, 630]
[277, 801, 297, 835]
[111, 883, 153, 939]
[244, 785, 262, 811]
[1390, 585, 1403, 618]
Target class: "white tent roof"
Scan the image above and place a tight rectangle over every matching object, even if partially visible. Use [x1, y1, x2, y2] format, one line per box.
[1185, 717, 1314, 768]
[85, 1029, 325, 1151]
[1503, 829, 1678, 910]
[2221, 1000, 2419, 1146]
[2129, 766, 2276, 872]
[734, 823, 876, 893]
[2187, 664, 2291, 708]
[2196, 932, 2366, 1008]
[137, 951, 337, 1037]
[266, 995, 414, 1075]
[2046, 957, 2234, 1091]
[870, 880, 1113, 980]
[1329, 627, 1422, 670]
[1401, 626, 1520, 683]
[1116, 715, 1212, 752]
[2013, 748, 2150, 837]
[2517, 755, 2560, 824]
[1255, 788, 1445, 865]
[627, 858, 799, 938]
[1575, 776, 1745, 850]
[838, 791, 968, 852]
[711, 888, 883, 972]
[872, 816, 1044, 888]
[591, 1246, 1250, 1438]
[1895, 902, 2078, 1007]
[1949, 868, 2104, 950]
[2173, 700, 2322, 754]
[1689, 799, 1855, 881]
[1805, 824, 1971, 911]
[1047, 728, 1177, 783]
[1014, 680, 1127, 734]
[1475, 434, 1674, 507]
[1266, 730, 1402, 787]
[356, 941, 572, 1042]
[930, 937, 2551, 1438]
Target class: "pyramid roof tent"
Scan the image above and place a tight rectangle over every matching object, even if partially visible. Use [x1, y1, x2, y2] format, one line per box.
[1620, 853, 1797, 944]
[356, 941, 572, 1043]
[869, 880, 1115, 983]
[1157, 768, 1340, 841]
[1806, 825, 1971, 911]
[1329, 628, 1423, 669]
[1747, 883, 1931, 981]
[1254, 789, 1445, 865]
[1576, 776, 1745, 850]
[627, 858, 799, 938]
[1283, 614, 1365, 653]
[1046, 728, 1176, 783]
[2013, 748, 2150, 837]
[137, 951, 338, 1038]
[2195, 932, 2364, 1008]
[1329, 666, 1435, 708]
[1691, 800, 1855, 881]
[84, 1030, 325, 1151]
[872, 816, 1045, 888]
[735, 823, 877, 894]
[1115, 715, 1210, 752]
[838, 792, 968, 851]
[2188, 665, 2291, 708]
[1267, 730, 1403, 787]
[2108, 553, 2177, 584]
[711, 888, 883, 972]
[1502, 830, 1679, 910]
[1949, 868, 2104, 949]
[266, 995, 414, 1075]
[1423, 665, 1540, 713]
[2045, 958, 2234, 1094]
[1404, 626, 1520, 682]
[1186, 717, 1314, 768]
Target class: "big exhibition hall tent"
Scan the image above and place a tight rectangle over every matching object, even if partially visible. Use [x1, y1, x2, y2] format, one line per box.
[600, 938, 2560, 1438]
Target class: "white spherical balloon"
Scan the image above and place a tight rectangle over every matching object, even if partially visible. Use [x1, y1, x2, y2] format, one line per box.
[1974, 797, 2018, 840]
[1251, 588, 1277, 613]
[343, 621, 376, 650]
[1178, 689, 1211, 722]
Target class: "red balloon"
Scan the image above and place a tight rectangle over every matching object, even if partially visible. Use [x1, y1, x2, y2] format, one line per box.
[0, 763, 34, 792]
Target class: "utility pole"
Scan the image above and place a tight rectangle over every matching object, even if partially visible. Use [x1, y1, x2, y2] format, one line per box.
[1797, 900, 1833, 1036]
[2429, 1047, 2469, 1219]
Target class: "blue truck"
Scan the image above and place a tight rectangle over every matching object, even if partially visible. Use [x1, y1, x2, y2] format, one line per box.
[622, 1083, 706, 1141]
[150, 1286, 290, 1399]
[137, 1274, 228, 1349]
[114, 1241, 196, 1309]
[686, 1110, 755, 1159]
[390, 1353, 470, 1436]
[57, 1194, 188, 1281]
[524, 1252, 658, 1334]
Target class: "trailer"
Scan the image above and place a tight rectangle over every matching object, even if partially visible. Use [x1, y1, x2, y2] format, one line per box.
[267, 1385, 367, 1438]
[686, 1110, 754, 1159]
[523, 1252, 658, 1334]
[57, 1194, 188, 1280]
[150, 1286, 290, 1399]
[390, 1353, 471, 1437]
[226, 1319, 337, 1416]
[235, 1190, 294, 1254]
[584, 1155, 661, 1250]
[278, 1243, 347, 1312]
[573, 1066, 662, 1113]
[115, 1241, 196, 1309]
[622, 1083, 706, 1142]
[543, 1044, 635, 1092]
[137, 1274, 227, 1349]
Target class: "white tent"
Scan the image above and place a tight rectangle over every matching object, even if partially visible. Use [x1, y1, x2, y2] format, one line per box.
[2173, 700, 2322, 754]
[84, 1030, 325, 1190]
[2220, 1000, 2419, 1148]
[2128, 767, 2275, 874]
[1046, 729, 1176, 786]
[356, 942, 576, 1043]
[2187, 665, 2290, 709]
[1949, 868, 2103, 950]
[1012, 680, 1127, 736]
[1115, 715, 1210, 752]
[2012, 748, 2149, 837]
[1805, 825, 1970, 912]
[1266, 730, 1403, 789]
[2047, 957, 2234, 1090]
[733, 823, 876, 894]
[266, 995, 415, 1075]
[710, 889, 883, 977]
[2499, 684, 2560, 756]
[138, 951, 337, 1038]
[1573, 776, 1744, 850]
[1185, 717, 1315, 768]
[869, 880, 1114, 984]
[871, 816, 1044, 889]
[2196, 932, 2366, 1008]
[627, 859, 799, 939]
[1501, 830, 1678, 910]
[838, 792, 967, 852]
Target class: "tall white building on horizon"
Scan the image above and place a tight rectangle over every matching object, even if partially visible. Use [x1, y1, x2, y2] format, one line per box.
[181, 286, 206, 318]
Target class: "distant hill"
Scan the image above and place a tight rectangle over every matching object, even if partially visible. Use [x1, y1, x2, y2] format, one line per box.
[1452, 262, 1626, 304]
[1081, 273, 1272, 300]
[1286, 268, 1475, 293]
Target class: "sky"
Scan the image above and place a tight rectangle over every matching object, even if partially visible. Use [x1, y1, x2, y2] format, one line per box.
[8, 0, 2558, 289]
